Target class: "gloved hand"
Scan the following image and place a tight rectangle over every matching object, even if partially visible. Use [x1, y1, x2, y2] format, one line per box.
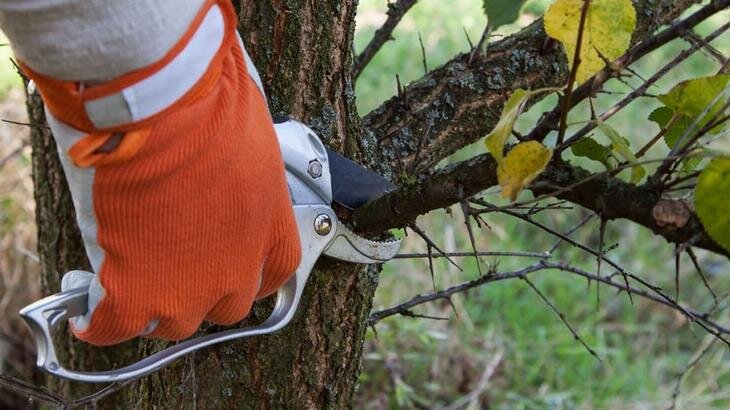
[14, 0, 301, 346]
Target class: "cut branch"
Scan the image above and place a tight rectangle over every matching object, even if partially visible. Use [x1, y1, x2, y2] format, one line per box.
[353, 154, 727, 257]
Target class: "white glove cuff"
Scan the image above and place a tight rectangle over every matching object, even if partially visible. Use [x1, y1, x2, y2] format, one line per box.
[0, 0, 206, 81]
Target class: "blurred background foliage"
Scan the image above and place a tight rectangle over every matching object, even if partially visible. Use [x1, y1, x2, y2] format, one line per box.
[354, 0, 728, 409]
[0, 1, 728, 408]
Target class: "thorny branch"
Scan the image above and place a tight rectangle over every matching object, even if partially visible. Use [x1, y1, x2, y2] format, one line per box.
[353, 1, 729, 258]
[0, 374, 135, 409]
[368, 260, 730, 338]
[365, 0, 711, 173]
[353, 151, 727, 256]
[526, 1, 730, 143]
[558, 21, 730, 151]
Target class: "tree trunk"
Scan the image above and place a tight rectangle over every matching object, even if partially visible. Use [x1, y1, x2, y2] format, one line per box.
[28, 1, 375, 407]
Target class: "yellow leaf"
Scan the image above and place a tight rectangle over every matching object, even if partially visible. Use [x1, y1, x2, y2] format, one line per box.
[485, 89, 530, 164]
[544, 0, 636, 84]
[485, 87, 559, 164]
[498, 141, 553, 201]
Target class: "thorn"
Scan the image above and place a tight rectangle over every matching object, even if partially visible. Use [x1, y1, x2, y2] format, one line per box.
[409, 224, 463, 272]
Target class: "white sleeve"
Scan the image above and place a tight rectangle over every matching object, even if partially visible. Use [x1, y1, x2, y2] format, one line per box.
[0, 0, 207, 81]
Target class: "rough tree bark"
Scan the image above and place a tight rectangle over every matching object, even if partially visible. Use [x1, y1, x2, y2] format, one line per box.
[29, 1, 372, 407]
[25, 0, 713, 407]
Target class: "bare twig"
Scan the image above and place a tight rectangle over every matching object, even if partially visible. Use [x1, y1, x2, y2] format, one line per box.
[443, 350, 504, 410]
[547, 214, 595, 254]
[393, 251, 548, 259]
[460, 200, 482, 274]
[669, 337, 717, 410]
[473, 199, 634, 304]
[0, 144, 26, 171]
[354, 0, 418, 78]
[409, 224, 463, 272]
[686, 247, 718, 305]
[522, 275, 602, 361]
[418, 31, 428, 75]
[556, 0, 592, 146]
[2, 118, 50, 130]
[558, 21, 730, 151]
[469, 25, 491, 64]
[596, 217, 607, 306]
[369, 261, 730, 340]
[682, 30, 726, 66]
[0, 375, 65, 407]
[525, 2, 730, 145]
[67, 381, 135, 408]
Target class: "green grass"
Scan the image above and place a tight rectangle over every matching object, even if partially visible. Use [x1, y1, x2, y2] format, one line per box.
[354, 1, 729, 408]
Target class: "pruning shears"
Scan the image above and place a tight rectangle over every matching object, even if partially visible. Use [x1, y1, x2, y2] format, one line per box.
[19, 118, 401, 383]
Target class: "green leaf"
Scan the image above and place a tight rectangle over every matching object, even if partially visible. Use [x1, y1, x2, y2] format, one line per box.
[483, 0, 527, 30]
[695, 157, 730, 252]
[599, 122, 645, 184]
[571, 138, 612, 168]
[544, 0, 636, 84]
[497, 141, 553, 201]
[648, 106, 695, 149]
[659, 74, 730, 119]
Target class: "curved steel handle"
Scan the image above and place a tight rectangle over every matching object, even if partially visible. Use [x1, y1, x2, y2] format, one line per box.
[19, 205, 335, 383]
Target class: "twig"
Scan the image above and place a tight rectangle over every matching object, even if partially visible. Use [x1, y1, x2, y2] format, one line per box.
[596, 217, 607, 306]
[654, 93, 730, 183]
[558, 21, 730, 152]
[443, 350, 504, 410]
[409, 224, 463, 272]
[556, 0, 592, 146]
[460, 200, 482, 274]
[669, 337, 716, 410]
[418, 31, 428, 75]
[67, 381, 135, 408]
[369, 261, 730, 340]
[473, 199, 634, 304]
[525, 3, 730, 143]
[2, 118, 50, 130]
[0, 144, 26, 171]
[473, 198, 730, 342]
[681, 30, 726, 66]
[354, 0, 418, 78]
[469, 25, 491, 64]
[522, 275, 602, 361]
[675, 245, 681, 301]
[686, 247, 718, 305]
[547, 214, 595, 254]
[635, 114, 679, 159]
[393, 251, 548, 259]
[0, 375, 65, 407]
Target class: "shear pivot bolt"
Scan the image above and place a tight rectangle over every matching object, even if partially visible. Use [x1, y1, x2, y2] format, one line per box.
[314, 214, 332, 236]
[308, 160, 323, 179]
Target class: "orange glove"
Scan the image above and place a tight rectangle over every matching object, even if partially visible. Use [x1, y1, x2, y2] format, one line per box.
[22, 0, 301, 346]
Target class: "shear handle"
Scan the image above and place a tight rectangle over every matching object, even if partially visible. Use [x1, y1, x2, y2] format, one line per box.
[19, 204, 335, 383]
